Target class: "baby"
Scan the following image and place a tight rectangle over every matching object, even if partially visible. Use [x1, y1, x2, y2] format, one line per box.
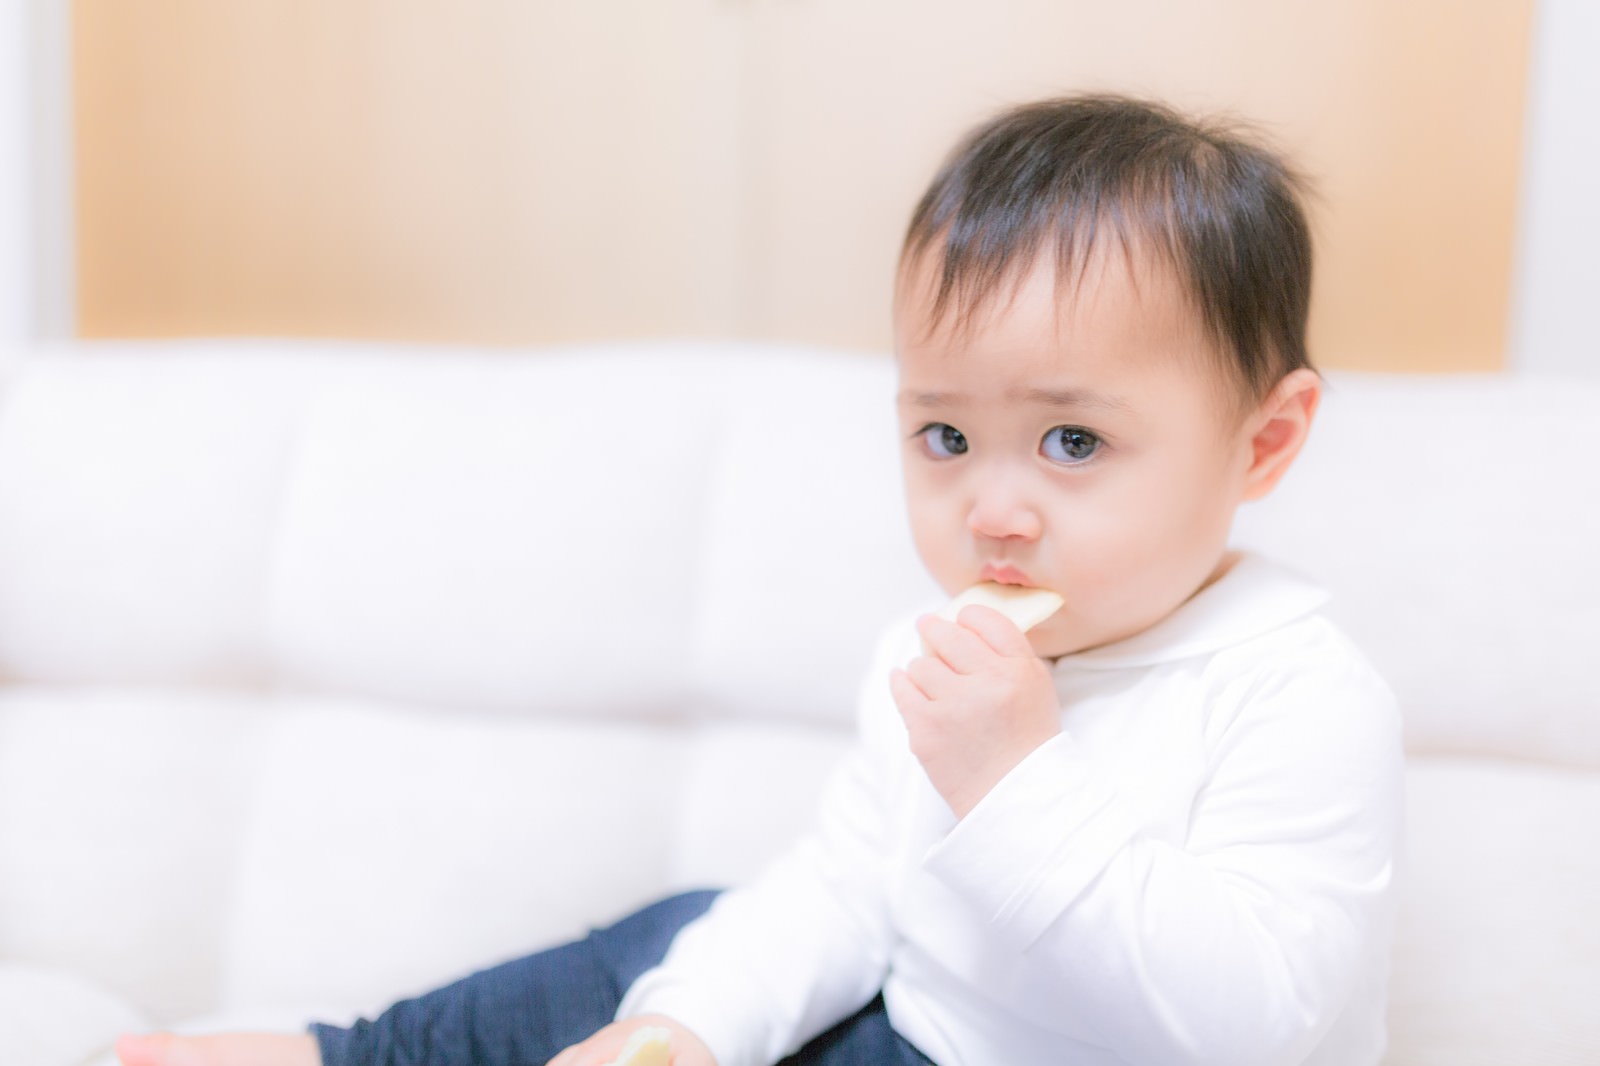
[118, 94, 1402, 1066]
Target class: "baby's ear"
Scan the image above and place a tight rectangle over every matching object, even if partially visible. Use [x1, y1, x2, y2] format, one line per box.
[1241, 368, 1321, 501]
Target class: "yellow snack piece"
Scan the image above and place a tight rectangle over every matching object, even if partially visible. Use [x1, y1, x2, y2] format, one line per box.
[937, 581, 1064, 632]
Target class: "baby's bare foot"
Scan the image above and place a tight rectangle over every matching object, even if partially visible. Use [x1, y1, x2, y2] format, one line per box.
[115, 1032, 320, 1066]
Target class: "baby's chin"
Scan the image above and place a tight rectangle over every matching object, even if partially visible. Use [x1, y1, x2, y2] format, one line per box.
[1029, 612, 1150, 660]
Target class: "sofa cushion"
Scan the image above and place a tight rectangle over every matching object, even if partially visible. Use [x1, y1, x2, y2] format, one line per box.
[265, 345, 939, 726]
[686, 353, 939, 727]
[0, 688, 266, 1023]
[1388, 757, 1600, 1064]
[266, 351, 722, 717]
[1233, 373, 1600, 771]
[0, 350, 316, 686]
[0, 962, 149, 1066]
[218, 695, 848, 1021]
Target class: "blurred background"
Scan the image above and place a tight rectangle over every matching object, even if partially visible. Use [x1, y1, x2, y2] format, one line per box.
[4, 0, 1597, 375]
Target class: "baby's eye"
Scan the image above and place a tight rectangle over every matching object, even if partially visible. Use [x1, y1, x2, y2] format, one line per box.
[917, 423, 969, 458]
[1041, 426, 1101, 464]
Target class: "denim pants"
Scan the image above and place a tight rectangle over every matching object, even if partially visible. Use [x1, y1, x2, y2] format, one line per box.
[311, 890, 935, 1066]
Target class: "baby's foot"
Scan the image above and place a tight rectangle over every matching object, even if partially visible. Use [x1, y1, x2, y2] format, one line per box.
[115, 1032, 321, 1066]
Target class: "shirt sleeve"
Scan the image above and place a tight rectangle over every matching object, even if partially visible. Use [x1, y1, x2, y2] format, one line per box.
[922, 629, 1405, 1065]
[614, 623, 911, 1066]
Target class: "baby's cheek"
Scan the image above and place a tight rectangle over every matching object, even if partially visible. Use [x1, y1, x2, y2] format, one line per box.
[907, 512, 967, 593]
[1049, 547, 1168, 646]
[1071, 499, 1184, 580]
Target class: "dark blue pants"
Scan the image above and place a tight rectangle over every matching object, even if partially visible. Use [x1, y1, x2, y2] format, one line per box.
[311, 891, 934, 1066]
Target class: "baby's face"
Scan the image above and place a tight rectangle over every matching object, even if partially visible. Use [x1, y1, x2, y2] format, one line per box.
[894, 247, 1258, 659]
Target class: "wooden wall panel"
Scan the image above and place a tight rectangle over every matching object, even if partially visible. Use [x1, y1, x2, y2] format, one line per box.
[741, 0, 1534, 371]
[74, 1, 744, 344]
[74, 1, 1533, 372]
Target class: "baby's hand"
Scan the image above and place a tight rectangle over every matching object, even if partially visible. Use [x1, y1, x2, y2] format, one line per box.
[548, 1015, 717, 1066]
[890, 606, 1061, 819]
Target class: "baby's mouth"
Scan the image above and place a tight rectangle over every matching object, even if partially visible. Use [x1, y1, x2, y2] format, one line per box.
[979, 562, 1035, 587]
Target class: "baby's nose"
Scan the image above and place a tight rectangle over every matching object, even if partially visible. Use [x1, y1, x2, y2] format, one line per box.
[966, 478, 1044, 541]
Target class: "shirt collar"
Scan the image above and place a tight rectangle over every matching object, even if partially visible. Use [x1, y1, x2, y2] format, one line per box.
[1054, 552, 1330, 671]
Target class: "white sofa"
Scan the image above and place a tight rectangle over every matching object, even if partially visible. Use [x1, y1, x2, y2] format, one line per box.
[0, 340, 1595, 1066]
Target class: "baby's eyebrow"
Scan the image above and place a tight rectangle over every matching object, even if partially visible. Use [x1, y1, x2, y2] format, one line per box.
[1015, 386, 1133, 413]
[897, 389, 963, 409]
[897, 386, 1131, 413]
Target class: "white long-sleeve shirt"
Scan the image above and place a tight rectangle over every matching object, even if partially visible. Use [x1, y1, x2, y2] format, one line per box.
[618, 554, 1404, 1065]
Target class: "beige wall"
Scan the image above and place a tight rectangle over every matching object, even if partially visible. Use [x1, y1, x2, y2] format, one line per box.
[74, 1, 1532, 372]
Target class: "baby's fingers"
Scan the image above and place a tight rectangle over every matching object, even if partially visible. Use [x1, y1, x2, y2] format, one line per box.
[917, 613, 997, 673]
[889, 666, 929, 709]
[906, 652, 963, 700]
[954, 603, 1037, 658]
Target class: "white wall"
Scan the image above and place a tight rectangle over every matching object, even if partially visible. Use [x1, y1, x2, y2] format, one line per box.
[0, 1, 71, 349]
[31, 1, 72, 342]
[1509, 0, 1600, 376]
[0, 3, 29, 346]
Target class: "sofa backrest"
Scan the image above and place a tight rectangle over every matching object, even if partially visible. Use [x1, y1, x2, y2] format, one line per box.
[1231, 372, 1600, 772]
[0, 341, 941, 724]
[8, 344, 1597, 761]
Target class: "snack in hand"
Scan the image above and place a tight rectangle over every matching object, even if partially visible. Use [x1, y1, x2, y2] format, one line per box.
[937, 581, 1064, 633]
[601, 1026, 672, 1066]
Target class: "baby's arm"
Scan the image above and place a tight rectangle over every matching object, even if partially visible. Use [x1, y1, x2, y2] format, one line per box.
[919, 637, 1403, 1064]
[608, 629, 908, 1066]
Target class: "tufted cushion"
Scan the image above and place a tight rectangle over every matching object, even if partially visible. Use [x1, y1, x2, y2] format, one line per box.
[0, 961, 148, 1066]
[0, 689, 264, 1022]
[1233, 373, 1600, 770]
[1388, 758, 1600, 1064]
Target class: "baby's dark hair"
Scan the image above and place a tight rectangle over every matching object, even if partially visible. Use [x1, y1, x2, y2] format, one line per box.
[901, 94, 1314, 404]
